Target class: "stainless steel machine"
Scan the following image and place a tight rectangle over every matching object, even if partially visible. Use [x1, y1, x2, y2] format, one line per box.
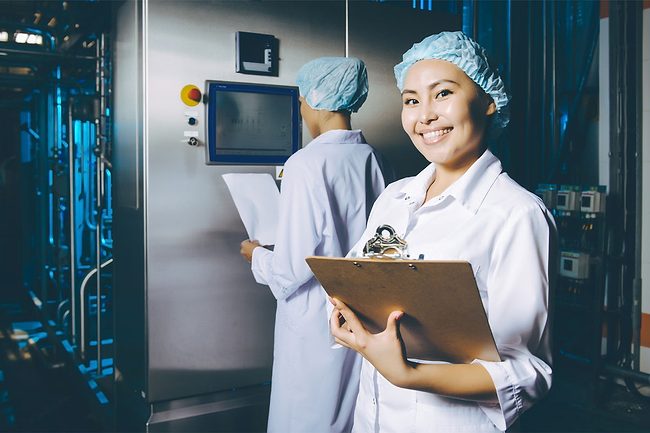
[112, 1, 458, 430]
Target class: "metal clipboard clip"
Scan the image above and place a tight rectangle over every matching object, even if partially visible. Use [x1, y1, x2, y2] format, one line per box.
[362, 224, 408, 259]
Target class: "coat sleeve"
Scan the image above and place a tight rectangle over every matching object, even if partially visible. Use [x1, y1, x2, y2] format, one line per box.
[251, 159, 326, 301]
[472, 203, 556, 431]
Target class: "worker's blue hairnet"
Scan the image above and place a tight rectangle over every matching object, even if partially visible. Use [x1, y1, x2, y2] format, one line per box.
[394, 31, 510, 131]
[296, 57, 368, 113]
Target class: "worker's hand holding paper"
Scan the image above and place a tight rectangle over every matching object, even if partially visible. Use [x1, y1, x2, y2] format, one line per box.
[222, 173, 279, 246]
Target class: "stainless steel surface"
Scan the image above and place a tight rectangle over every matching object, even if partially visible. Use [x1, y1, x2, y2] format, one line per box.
[95, 145, 102, 368]
[147, 386, 270, 433]
[631, 3, 643, 374]
[114, 1, 142, 211]
[95, 33, 104, 374]
[143, 0, 348, 402]
[56, 299, 69, 325]
[362, 224, 408, 259]
[604, 364, 650, 384]
[113, 1, 147, 414]
[62, 309, 71, 329]
[347, 1, 460, 178]
[608, 2, 644, 374]
[345, 0, 349, 57]
[113, 0, 460, 429]
[80, 258, 113, 358]
[39, 91, 51, 304]
[68, 99, 77, 346]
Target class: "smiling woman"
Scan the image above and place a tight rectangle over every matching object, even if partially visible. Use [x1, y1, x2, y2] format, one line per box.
[400, 59, 495, 195]
[329, 31, 557, 433]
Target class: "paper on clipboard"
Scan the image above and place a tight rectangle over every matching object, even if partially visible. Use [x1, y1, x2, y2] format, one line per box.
[222, 173, 279, 246]
[306, 256, 500, 363]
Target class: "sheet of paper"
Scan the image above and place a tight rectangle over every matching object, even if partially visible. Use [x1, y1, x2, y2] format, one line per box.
[222, 173, 279, 246]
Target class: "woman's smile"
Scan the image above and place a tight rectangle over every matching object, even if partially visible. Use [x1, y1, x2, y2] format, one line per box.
[420, 127, 454, 144]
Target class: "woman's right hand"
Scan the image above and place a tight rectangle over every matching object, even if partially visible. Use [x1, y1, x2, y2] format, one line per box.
[329, 297, 413, 387]
[240, 239, 261, 263]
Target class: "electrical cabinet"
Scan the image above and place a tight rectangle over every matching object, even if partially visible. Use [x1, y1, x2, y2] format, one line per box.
[536, 184, 607, 368]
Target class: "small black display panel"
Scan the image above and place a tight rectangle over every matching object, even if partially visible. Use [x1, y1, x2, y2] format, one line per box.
[563, 258, 574, 271]
[205, 81, 301, 165]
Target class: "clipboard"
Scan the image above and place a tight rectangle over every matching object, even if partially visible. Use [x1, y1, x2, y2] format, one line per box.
[306, 256, 500, 363]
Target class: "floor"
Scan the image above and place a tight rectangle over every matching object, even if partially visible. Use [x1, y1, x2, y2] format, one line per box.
[0, 292, 103, 432]
[521, 368, 650, 432]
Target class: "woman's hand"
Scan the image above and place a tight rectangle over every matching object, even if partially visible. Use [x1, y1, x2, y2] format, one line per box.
[330, 297, 413, 387]
[330, 297, 497, 400]
[240, 239, 261, 263]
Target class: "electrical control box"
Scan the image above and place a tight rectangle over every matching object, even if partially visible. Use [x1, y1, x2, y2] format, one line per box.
[235, 31, 279, 77]
[535, 184, 558, 209]
[580, 188, 606, 213]
[560, 251, 590, 280]
[556, 185, 581, 212]
[537, 182, 608, 368]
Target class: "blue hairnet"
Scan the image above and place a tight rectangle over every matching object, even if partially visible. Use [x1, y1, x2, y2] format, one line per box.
[394, 31, 510, 130]
[296, 57, 368, 113]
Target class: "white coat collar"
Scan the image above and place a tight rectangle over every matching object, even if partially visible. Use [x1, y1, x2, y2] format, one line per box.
[307, 129, 367, 146]
[395, 149, 503, 215]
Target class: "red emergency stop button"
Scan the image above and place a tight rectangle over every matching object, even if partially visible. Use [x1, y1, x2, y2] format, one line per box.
[181, 84, 202, 106]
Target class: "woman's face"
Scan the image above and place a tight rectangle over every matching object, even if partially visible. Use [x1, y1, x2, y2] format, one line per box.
[400, 59, 496, 171]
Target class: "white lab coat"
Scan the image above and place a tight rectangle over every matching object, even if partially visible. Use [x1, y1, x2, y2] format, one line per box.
[347, 150, 555, 433]
[251, 129, 387, 433]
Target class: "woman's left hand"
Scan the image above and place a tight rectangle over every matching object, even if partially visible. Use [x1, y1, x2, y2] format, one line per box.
[330, 297, 413, 387]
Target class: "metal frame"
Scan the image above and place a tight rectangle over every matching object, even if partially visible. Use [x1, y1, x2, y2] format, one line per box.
[607, 0, 644, 379]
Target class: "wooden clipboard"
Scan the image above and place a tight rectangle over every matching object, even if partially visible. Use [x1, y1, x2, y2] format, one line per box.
[306, 256, 500, 363]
